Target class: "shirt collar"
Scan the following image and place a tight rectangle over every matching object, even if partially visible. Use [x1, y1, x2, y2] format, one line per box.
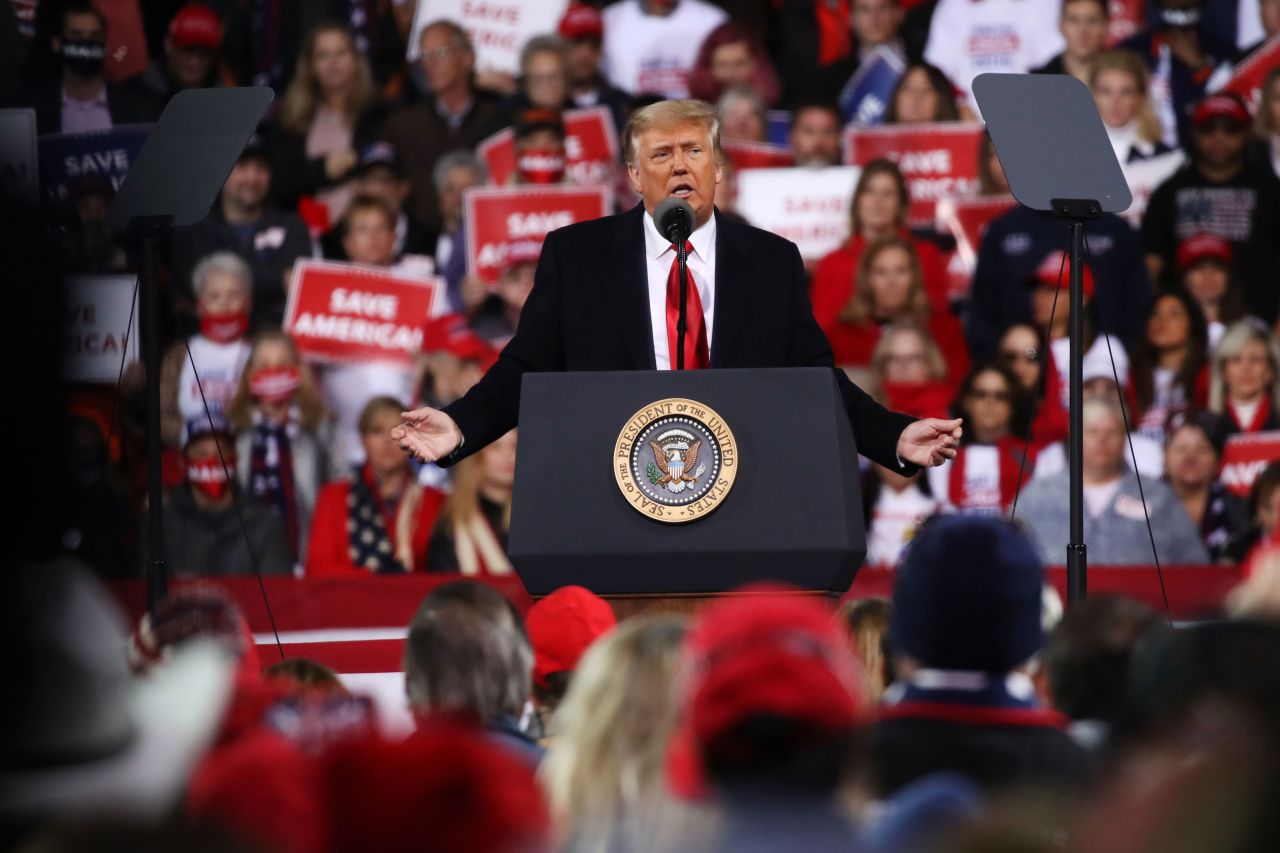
[62, 84, 108, 107]
[642, 206, 717, 263]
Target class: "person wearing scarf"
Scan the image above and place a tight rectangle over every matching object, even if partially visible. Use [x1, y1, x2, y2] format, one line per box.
[306, 396, 445, 576]
[871, 515, 1091, 797]
[425, 430, 517, 576]
[227, 330, 348, 567]
[1205, 320, 1280, 448]
[872, 324, 955, 422]
[159, 252, 255, 449]
[929, 363, 1035, 514]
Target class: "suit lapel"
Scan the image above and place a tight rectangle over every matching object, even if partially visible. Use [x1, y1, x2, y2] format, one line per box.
[607, 204, 657, 370]
[710, 210, 752, 368]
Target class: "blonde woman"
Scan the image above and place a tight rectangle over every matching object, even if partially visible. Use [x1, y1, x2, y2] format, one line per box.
[541, 613, 691, 853]
[1205, 320, 1280, 445]
[1089, 50, 1176, 164]
[426, 429, 517, 576]
[226, 329, 348, 563]
[267, 21, 387, 216]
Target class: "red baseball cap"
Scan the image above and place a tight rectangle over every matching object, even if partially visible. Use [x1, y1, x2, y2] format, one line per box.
[559, 4, 604, 40]
[1176, 232, 1233, 271]
[1192, 93, 1250, 128]
[668, 585, 867, 797]
[1031, 250, 1095, 298]
[169, 4, 223, 51]
[525, 585, 616, 688]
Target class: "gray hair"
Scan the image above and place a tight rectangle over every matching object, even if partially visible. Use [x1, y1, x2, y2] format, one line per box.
[520, 34, 567, 73]
[1209, 319, 1280, 413]
[623, 98, 723, 166]
[432, 149, 488, 193]
[403, 581, 533, 722]
[716, 84, 766, 125]
[191, 251, 252, 301]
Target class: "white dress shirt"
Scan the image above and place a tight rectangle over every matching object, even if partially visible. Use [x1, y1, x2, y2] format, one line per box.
[642, 209, 716, 370]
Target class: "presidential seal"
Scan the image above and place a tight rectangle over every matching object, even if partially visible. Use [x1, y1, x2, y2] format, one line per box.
[613, 398, 738, 524]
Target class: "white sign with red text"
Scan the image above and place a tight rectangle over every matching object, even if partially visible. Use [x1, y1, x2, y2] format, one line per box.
[63, 275, 140, 383]
[464, 184, 613, 284]
[843, 123, 985, 225]
[284, 261, 445, 366]
[735, 166, 862, 261]
[407, 0, 569, 75]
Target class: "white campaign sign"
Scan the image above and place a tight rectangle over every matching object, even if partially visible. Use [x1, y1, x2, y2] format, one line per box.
[63, 275, 140, 383]
[407, 0, 569, 74]
[734, 166, 862, 261]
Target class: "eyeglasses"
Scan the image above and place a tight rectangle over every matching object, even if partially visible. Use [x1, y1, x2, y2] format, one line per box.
[421, 45, 464, 63]
[1000, 348, 1039, 364]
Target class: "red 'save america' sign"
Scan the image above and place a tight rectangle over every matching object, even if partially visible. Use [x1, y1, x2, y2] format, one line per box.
[283, 260, 444, 366]
[843, 122, 985, 225]
[1220, 430, 1280, 498]
[464, 184, 612, 285]
[476, 107, 620, 187]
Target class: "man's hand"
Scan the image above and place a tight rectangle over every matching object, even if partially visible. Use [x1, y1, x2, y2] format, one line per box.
[390, 407, 463, 463]
[896, 418, 963, 468]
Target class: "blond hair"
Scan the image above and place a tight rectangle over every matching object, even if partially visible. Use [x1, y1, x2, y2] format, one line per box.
[838, 597, 892, 703]
[1089, 50, 1164, 146]
[623, 98, 723, 165]
[438, 436, 513, 532]
[871, 323, 947, 381]
[1209, 320, 1280, 413]
[279, 21, 379, 135]
[541, 613, 689, 847]
[225, 328, 328, 430]
[838, 236, 928, 326]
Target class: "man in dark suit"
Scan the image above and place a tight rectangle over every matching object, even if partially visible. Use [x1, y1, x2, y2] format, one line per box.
[393, 99, 962, 471]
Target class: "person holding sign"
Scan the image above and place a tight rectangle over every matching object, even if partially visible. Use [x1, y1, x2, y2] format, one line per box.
[393, 99, 961, 473]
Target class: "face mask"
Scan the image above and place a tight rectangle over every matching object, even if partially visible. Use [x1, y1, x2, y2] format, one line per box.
[516, 149, 566, 184]
[200, 309, 249, 343]
[61, 39, 106, 77]
[250, 366, 300, 403]
[187, 457, 233, 500]
[1158, 6, 1201, 28]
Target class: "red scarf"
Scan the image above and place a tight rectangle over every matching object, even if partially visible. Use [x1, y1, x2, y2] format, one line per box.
[946, 438, 1030, 512]
[1228, 394, 1273, 434]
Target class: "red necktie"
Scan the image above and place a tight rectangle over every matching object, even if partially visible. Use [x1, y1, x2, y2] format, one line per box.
[665, 241, 709, 369]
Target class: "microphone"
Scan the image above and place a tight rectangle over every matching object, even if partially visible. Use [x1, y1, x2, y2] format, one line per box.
[654, 197, 695, 245]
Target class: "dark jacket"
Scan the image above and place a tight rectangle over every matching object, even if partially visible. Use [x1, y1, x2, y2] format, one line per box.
[24, 79, 160, 135]
[138, 486, 294, 577]
[442, 204, 917, 472]
[382, 90, 502, 230]
[265, 103, 390, 210]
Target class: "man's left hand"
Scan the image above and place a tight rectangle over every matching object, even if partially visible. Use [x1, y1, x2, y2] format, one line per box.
[896, 418, 963, 468]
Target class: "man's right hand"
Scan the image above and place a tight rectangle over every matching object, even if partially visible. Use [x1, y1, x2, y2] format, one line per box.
[391, 407, 463, 463]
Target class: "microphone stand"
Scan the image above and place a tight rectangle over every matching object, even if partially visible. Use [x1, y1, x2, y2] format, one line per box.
[676, 239, 689, 370]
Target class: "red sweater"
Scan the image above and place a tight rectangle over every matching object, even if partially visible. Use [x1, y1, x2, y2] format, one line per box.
[305, 470, 447, 577]
[809, 233, 951, 331]
[826, 312, 970, 386]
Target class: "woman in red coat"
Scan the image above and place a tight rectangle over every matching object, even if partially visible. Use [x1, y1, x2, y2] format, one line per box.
[306, 396, 445, 576]
[810, 159, 950, 328]
[824, 236, 969, 384]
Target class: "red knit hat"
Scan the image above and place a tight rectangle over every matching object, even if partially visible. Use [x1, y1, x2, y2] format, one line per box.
[320, 722, 550, 853]
[525, 585, 616, 688]
[668, 585, 867, 796]
[1176, 232, 1233, 271]
[1031, 250, 1095, 298]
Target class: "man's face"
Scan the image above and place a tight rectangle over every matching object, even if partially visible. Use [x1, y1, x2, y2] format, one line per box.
[439, 165, 483, 228]
[1060, 0, 1108, 60]
[222, 157, 271, 211]
[789, 107, 841, 167]
[852, 0, 902, 47]
[1194, 118, 1248, 171]
[523, 50, 567, 109]
[566, 37, 602, 85]
[166, 38, 215, 89]
[1083, 410, 1126, 477]
[627, 119, 722, 227]
[56, 11, 106, 75]
[1165, 426, 1217, 489]
[420, 25, 473, 94]
[343, 208, 396, 267]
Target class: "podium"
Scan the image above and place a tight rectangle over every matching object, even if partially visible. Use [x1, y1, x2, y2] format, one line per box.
[508, 367, 867, 615]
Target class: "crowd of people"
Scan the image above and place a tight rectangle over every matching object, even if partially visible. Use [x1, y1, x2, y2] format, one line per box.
[11, 0, 1277, 579]
[6, 0, 1280, 850]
